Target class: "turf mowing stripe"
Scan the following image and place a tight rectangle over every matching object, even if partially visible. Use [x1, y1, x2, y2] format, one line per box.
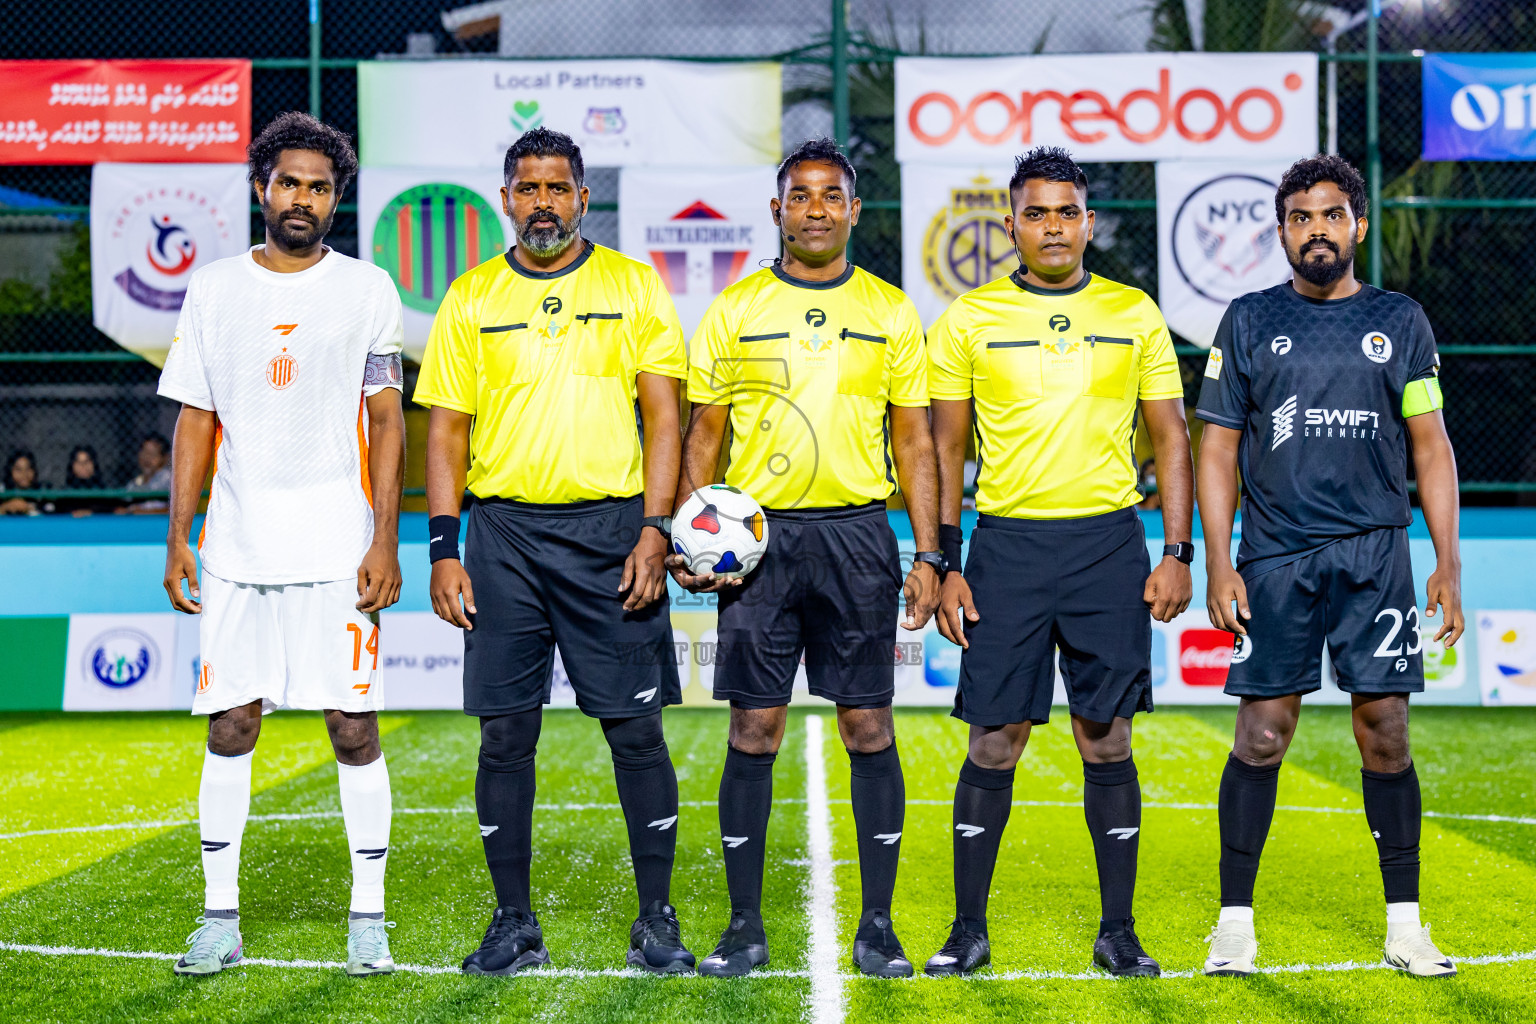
[804, 713, 842, 1024]
[5, 940, 1533, 981]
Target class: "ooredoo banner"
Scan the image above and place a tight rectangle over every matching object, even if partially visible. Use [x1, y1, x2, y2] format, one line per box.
[357, 60, 781, 170]
[358, 167, 511, 361]
[0, 60, 250, 164]
[900, 162, 1016, 325]
[1422, 53, 1536, 161]
[618, 165, 779, 337]
[896, 53, 1317, 164]
[1155, 160, 1294, 348]
[90, 162, 251, 366]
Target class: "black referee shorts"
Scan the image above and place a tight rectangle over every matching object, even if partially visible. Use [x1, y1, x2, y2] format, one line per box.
[955, 506, 1153, 727]
[712, 501, 901, 709]
[461, 495, 681, 719]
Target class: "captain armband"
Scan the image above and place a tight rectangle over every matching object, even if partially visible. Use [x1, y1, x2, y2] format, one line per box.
[364, 352, 405, 390]
[1401, 376, 1444, 418]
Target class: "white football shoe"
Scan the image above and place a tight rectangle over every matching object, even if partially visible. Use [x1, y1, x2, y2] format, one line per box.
[1384, 923, 1457, 977]
[1203, 920, 1258, 977]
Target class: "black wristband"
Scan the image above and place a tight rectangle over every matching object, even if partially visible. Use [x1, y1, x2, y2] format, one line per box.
[429, 515, 461, 563]
[938, 523, 964, 576]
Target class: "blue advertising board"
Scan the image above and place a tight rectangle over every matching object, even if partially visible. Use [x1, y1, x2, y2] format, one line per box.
[1423, 53, 1536, 161]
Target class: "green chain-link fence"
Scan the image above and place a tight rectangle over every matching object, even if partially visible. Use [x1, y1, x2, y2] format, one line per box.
[3, 0, 1534, 505]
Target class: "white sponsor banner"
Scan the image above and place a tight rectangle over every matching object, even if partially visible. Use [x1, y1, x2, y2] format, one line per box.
[1476, 611, 1536, 706]
[1156, 160, 1294, 348]
[618, 165, 779, 337]
[63, 613, 178, 711]
[358, 61, 782, 170]
[90, 162, 249, 366]
[896, 53, 1317, 164]
[900, 162, 1016, 326]
[357, 167, 512, 361]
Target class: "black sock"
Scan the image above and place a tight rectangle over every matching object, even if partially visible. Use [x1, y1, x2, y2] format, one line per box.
[952, 757, 1014, 927]
[1362, 762, 1421, 904]
[602, 715, 678, 912]
[848, 742, 905, 918]
[1218, 753, 1281, 908]
[718, 745, 776, 916]
[1083, 757, 1141, 925]
[476, 710, 542, 913]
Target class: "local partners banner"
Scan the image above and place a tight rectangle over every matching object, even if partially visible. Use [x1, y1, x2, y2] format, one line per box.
[1155, 160, 1294, 349]
[358, 167, 511, 360]
[618, 165, 779, 337]
[897, 53, 1317, 165]
[1422, 53, 1536, 161]
[900, 162, 1016, 326]
[90, 162, 250, 366]
[358, 61, 781, 170]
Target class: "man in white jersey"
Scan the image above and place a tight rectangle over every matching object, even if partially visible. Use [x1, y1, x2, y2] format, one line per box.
[157, 112, 406, 977]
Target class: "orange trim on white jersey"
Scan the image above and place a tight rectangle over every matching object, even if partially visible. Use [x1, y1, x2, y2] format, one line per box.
[356, 394, 372, 507]
[198, 419, 223, 550]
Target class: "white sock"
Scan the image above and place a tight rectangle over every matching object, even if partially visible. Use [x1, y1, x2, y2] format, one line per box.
[199, 749, 253, 912]
[1386, 901, 1421, 936]
[338, 755, 392, 915]
[1218, 906, 1254, 926]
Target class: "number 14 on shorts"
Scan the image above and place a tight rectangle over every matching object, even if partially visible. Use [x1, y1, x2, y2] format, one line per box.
[347, 623, 380, 693]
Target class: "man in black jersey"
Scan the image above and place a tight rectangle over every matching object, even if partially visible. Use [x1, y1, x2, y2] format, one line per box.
[1195, 155, 1463, 978]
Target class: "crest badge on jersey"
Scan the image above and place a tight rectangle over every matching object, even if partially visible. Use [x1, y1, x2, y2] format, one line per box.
[267, 348, 296, 390]
[1361, 331, 1393, 364]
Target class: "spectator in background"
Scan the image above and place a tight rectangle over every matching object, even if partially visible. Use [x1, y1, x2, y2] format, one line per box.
[1, 449, 49, 515]
[121, 432, 172, 514]
[55, 444, 119, 517]
[1137, 457, 1161, 512]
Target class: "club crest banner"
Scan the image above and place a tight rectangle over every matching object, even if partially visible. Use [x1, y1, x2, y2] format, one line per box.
[900, 162, 1017, 326]
[1155, 160, 1294, 349]
[618, 165, 779, 337]
[90, 162, 250, 366]
[358, 60, 781, 170]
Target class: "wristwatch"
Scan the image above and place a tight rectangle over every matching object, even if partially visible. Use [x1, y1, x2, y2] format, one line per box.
[642, 516, 673, 539]
[1163, 542, 1195, 564]
[913, 551, 946, 573]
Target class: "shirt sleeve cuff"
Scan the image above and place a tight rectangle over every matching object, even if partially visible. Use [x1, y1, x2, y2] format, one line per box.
[1194, 409, 1244, 429]
[412, 391, 475, 415]
[156, 386, 215, 411]
[638, 364, 688, 381]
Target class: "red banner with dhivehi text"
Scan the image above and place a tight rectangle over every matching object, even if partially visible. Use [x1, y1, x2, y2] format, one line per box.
[0, 60, 250, 164]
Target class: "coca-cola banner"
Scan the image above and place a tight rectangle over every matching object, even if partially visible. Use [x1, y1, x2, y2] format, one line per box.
[896, 53, 1317, 164]
[0, 60, 250, 165]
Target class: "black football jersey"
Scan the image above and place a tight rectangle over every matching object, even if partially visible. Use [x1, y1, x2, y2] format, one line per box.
[1196, 282, 1440, 576]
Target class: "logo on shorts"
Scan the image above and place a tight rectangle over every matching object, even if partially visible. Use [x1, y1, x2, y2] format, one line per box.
[1179, 629, 1236, 686]
[1362, 331, 1393, 364]
[84, 628, 161, 689]
[634, 687, 658, 702]
[1271, 394, 1298, 450]
[198, 661, 214, 694]
[1271, 335, 1292, 355]
[1230, 633, 1254, 665]
[267, 348, 296, 390]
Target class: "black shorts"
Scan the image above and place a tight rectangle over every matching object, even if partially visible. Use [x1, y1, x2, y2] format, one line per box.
[712, 502, 901, 709]
[461, 495, 681, 718]
[1225, 527, 1424, 698]
[955, 506, 1152, 727]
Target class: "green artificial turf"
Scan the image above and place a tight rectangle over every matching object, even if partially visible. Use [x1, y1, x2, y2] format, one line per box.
[1, 706, 1533, 1024]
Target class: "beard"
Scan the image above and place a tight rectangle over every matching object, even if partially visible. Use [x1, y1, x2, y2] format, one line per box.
[1288, 234, 1356, 287]
[263, 204, 331, 250]
[516, 209, 580, 258]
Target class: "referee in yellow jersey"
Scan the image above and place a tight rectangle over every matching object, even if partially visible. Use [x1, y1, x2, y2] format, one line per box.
[670, 139, 941, 979]
[415, 129, 695, 976]
[921, 147, 1194, 979]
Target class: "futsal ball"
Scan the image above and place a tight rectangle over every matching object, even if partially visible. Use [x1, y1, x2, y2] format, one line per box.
[672, 484, 769, 579]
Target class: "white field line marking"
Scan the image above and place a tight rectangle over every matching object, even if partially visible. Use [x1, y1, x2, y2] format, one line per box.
[4, 940, 1534, 982]
[4, 800, 1531, 843]
[804, 713, 842, 1024]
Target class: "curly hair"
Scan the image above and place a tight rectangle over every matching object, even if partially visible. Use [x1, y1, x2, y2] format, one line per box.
[777, 137, 856, 197]
[247, 111, 359, 196]
[1275, 154, 1368, 223]
[1008, 146, 1087, 208]
[504, 127, 584, 189]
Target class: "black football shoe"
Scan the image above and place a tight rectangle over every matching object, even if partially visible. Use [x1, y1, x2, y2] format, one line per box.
[627, 901, 696, 975]
[697, 910, 770, 977]
[461, 906, 550, 976]
[1092, 918, 1161, 978]
[923, 917, 991, 977]
[851, 910, 914, 978]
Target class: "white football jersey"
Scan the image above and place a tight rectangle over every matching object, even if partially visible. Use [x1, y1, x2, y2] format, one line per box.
[158, 246, 405, 585]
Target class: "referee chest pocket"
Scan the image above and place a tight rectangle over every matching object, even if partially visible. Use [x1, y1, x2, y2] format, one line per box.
[479, 322, 533, 389]
[572, 312, 625, 378]
[837, 330, 887, 397]
[982, 340, 1042, 401]
[1085, 336, 1135, 399]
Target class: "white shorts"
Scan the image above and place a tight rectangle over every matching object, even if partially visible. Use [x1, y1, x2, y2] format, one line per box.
[194, 571, 384, 715]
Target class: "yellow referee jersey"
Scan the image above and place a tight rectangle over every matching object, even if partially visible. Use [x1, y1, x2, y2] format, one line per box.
[928, 271, 1183, 519]
[688, 263, 927, 510]
[414, 242, 686, 503]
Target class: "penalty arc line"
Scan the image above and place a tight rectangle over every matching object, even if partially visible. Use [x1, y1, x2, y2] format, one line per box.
[804, 713, 842, 1024]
